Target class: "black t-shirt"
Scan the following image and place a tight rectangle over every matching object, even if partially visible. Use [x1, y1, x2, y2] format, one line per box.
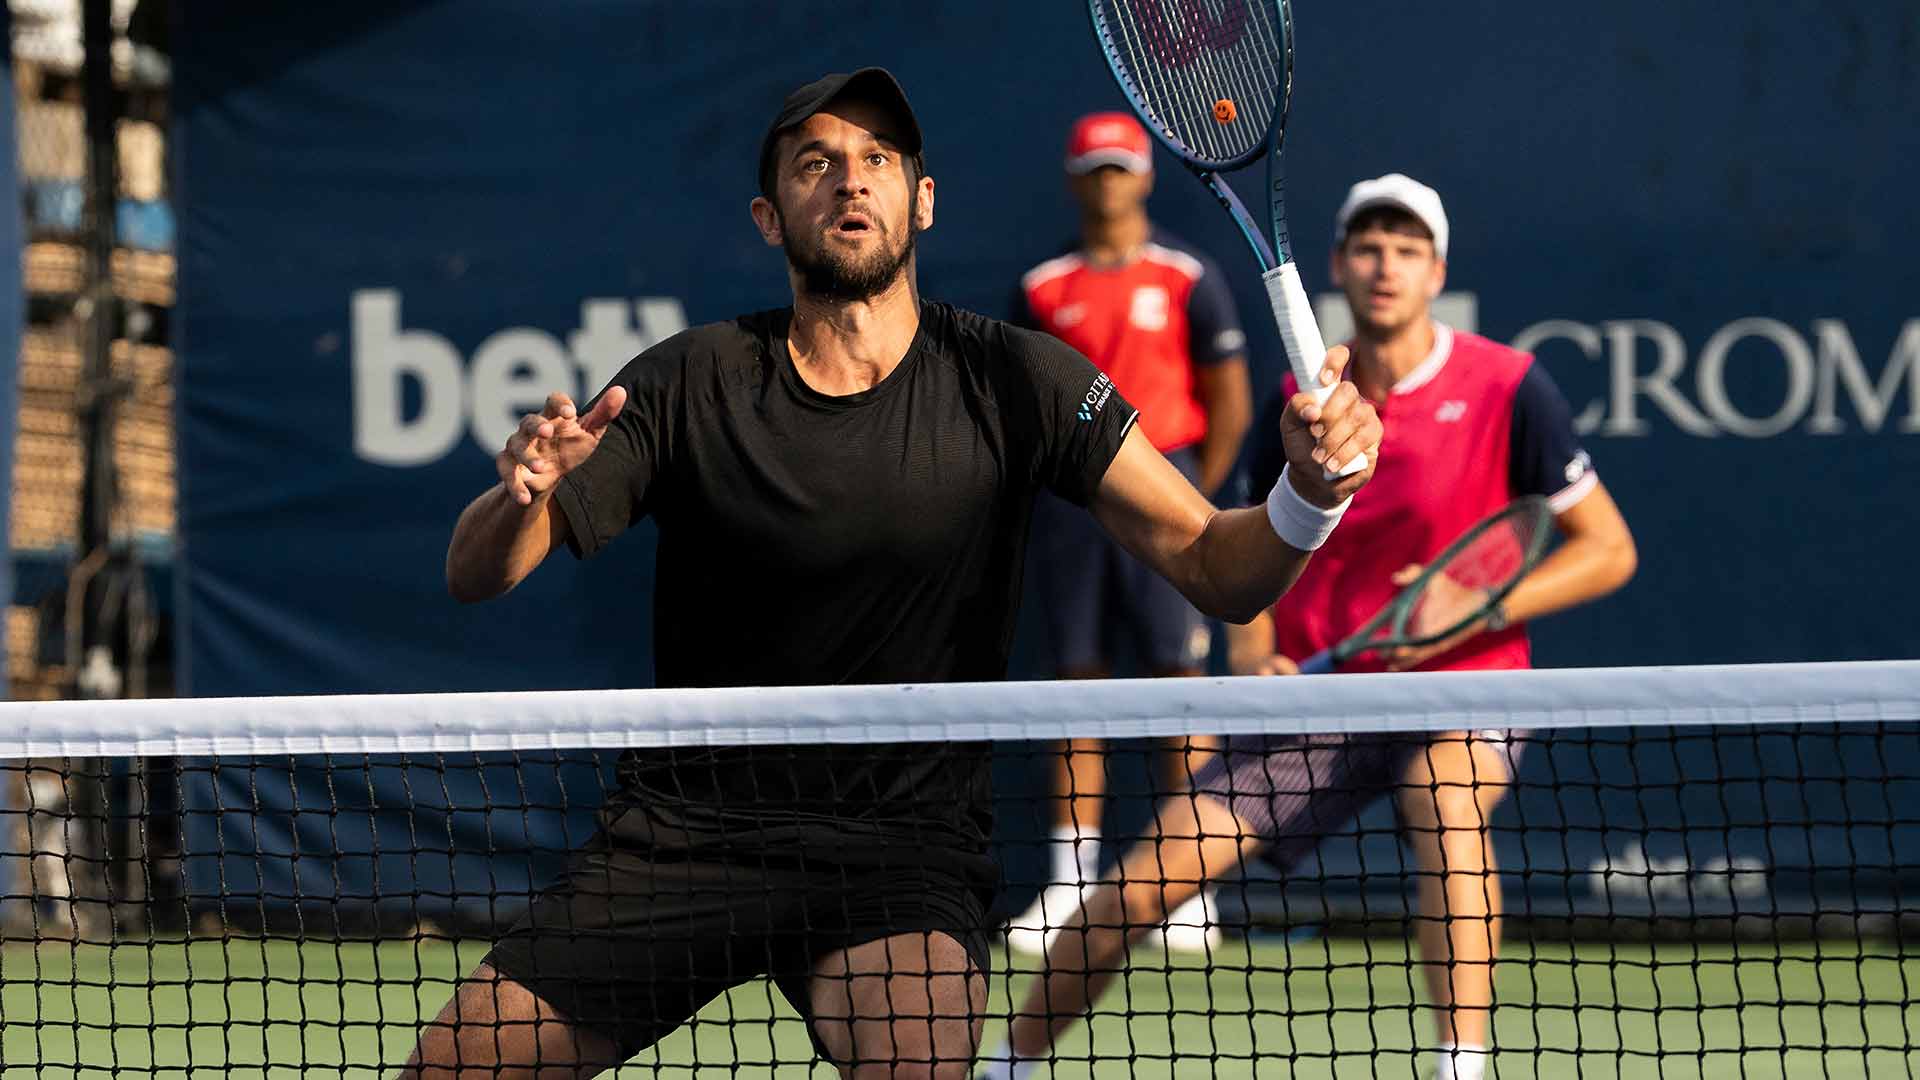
[552, 300, 1137, 856]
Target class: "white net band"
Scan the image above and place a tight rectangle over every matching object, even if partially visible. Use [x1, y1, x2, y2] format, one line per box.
[0, 660, 1913, 760]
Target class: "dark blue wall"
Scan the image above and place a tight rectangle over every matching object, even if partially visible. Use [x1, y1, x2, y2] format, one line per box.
[175, 4, 1920, 694]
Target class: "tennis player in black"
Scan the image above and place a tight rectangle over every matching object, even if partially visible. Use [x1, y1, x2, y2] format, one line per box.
[404, 68, 1380, 1079]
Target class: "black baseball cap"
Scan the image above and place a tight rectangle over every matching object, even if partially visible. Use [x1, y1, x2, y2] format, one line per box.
[757, 67, 924, 195]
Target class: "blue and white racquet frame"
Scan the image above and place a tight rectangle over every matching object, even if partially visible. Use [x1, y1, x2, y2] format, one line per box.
[1088, 0, 1361, 474]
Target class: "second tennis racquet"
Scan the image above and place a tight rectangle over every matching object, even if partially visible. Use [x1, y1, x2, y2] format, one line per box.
[1296, 497, 1556, 674]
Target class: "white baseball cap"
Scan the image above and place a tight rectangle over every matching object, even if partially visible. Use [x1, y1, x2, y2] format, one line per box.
[1334, 173, 1449, 259]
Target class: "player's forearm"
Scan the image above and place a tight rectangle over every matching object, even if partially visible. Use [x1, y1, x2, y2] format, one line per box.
[1185, 506, 1311, 623]
[1501, 528, 1636, 625]
[445, 484, 560, 603]
[1498, 483, 1636, 625]
[1094, 415, 1359, 625]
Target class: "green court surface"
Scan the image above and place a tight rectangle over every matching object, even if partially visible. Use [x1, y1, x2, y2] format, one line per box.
[3, 934, 1916, 1078]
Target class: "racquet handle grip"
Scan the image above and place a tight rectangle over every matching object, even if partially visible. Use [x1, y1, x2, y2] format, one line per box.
[1262, 263, 1366, 479]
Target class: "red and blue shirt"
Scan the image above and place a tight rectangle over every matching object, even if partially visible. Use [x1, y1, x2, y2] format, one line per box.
[1014, 232, 1245, 452]
[1243, 325, 1597, 673]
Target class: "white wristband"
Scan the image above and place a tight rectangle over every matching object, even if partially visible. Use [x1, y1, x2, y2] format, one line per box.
[1266, 465, 1351, 551]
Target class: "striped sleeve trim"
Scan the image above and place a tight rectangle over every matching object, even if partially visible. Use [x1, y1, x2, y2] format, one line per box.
[1546, 468, 1599, 515]
[1020, 253, 1084, 293]
[1140, 242, 1204, 281]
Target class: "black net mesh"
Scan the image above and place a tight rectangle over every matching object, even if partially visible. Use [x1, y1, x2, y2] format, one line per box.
[2, 674, 1919, 1076]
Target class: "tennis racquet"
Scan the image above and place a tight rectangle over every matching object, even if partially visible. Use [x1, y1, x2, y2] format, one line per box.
[1296, 497, 1556, 674]
[1087, 0, 1362, 476]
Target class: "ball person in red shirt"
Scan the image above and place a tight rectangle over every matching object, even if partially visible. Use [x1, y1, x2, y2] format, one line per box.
[1006, 112, 1254, 955]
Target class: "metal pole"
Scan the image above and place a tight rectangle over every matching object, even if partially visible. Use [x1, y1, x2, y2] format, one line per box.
[78, 0, 119, 576]
[75, 0, 132, 940]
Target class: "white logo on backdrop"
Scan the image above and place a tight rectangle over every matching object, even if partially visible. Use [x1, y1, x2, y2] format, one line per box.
[1314, 292, 1920, 439]
[351, 289, 689, 466]
[349, 287, 1916, 468]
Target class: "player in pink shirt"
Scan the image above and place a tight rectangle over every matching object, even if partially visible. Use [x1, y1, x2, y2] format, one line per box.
[983, 176, 1637, 1080]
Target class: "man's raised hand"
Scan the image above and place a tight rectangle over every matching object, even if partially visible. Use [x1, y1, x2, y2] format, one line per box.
[1278, 346, 1381, 508]
[497, 386, 629, 506]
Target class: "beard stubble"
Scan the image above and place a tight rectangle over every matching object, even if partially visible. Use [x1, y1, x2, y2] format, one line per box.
[779, 204, 919, 302]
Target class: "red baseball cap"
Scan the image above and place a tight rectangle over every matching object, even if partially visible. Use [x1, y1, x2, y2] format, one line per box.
[1065, 112, 1152, 175]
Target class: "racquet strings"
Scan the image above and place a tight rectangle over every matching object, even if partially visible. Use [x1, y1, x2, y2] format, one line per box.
[1094, 0, 1288, 166]
[1402, 507, 1550, 641]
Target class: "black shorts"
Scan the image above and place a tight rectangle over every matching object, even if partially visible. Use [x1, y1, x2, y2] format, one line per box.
[1033, 445, 1209, 674]
[1191, 729, 1527, 870]
[483, 835, 996, 1060]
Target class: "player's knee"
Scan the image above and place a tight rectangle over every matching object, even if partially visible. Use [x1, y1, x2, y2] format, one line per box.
[404, 992, 488, 1077]
[1415, 786, 1492, 833]
[407, 968, 597, 1078]
[407, 1012, 521, 1078]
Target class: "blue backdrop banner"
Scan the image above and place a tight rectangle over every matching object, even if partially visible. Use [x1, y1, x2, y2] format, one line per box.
[172, 3, 1920, 921]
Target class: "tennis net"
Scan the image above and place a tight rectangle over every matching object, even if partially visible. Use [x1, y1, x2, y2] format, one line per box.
[1, 661, 1917, 1078]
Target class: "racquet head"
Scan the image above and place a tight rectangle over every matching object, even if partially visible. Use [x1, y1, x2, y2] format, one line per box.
[1343, 497, 1556, 661]
[1088, 0, 1294, 171]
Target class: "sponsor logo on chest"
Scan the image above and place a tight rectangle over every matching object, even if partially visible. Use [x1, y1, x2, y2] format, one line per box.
[1129, 286, 1171, 332]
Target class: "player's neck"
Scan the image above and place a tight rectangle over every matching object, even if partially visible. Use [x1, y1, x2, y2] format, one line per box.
[1079, 210, 1150, 267]
[1349, 317, 1437, 401]
[787, 269, 922, 396]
